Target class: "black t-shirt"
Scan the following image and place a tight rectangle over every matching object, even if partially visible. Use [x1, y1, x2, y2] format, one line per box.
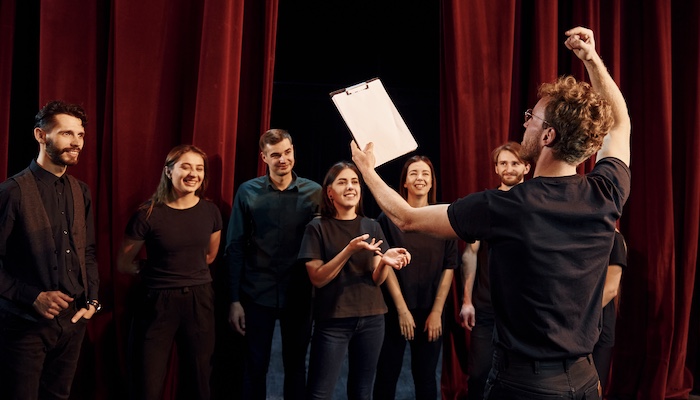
[377, 213, 457, 311]
[447, 158, 631, 359]
[598, 230, 627, 348]
[298, 216, 389, 319]
[473, 240, 494, 324]
[126, 199, 222, 289]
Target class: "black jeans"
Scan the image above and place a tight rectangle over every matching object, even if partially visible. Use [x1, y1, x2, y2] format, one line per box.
[131, 283, 215, 400]
[467, 321, 495, 400]
[484, 347, 600, 400]
[0, 303, 87, 400]
[241, 298, 312, 400]
[306, 315, 385, 400]
[373, 309, 442, 400]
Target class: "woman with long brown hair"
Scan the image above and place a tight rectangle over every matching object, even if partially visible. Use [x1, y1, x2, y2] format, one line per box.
[117, 144, 222, 400]
[299, 161, 411, 400]
[373, 155, 457, 400]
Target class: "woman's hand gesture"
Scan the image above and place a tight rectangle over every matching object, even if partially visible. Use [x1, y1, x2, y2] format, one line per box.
[348, 233, 383, 254]
[380, 248, 411, 270]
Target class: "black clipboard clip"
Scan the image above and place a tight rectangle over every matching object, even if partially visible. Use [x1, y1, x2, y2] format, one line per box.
[329, 77, 379, 97]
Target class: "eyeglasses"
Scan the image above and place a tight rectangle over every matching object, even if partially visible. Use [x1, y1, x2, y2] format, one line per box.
[524, 109, 552, 129]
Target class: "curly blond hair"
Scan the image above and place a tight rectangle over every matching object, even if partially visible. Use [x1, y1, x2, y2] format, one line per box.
[539, 76, 614, 165]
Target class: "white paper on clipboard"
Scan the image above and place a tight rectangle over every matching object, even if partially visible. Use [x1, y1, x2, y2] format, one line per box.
[330, 78, 418, 167]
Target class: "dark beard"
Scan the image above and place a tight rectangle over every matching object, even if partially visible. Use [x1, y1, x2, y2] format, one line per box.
[45, 137, 80, 166]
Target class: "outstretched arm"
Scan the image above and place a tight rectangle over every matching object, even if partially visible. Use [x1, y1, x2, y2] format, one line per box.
[351, 141, 458, 239]
[565, 26, 631, 166]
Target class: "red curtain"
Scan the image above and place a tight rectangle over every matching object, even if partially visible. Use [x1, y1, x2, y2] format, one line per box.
[0, 0, 15, 181]
[1, 1, 699, 399]
[439, 1, 700, 399]
[0, 1, 277, 398]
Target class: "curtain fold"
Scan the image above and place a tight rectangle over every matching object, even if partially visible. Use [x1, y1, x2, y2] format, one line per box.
[0, 1, 277, 399]
[0, 0, 15, 181]
[673, 2, 700, 395]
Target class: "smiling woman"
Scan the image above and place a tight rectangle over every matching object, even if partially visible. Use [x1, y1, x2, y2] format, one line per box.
[299, 161, 412, 399]
[116, 144, 222, 399]
[168, 151, 206, 199]
[373, 155, 458, 399]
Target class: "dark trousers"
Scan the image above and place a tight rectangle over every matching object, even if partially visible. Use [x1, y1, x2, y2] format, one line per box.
[484, 347, 600, 400]
[591, 344, 613, 394]
[467, 322, 495, 400]
[373, 309, 442, 400]
[0, 303, 87, 400]
[241, 298, 312, 400]
[306, 315, 385, 400]
[131, 283, 215, 400]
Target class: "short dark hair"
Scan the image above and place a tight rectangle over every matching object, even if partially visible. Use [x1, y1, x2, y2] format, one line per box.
[34, 100, 88, 131]
[259, 129, 292, 151]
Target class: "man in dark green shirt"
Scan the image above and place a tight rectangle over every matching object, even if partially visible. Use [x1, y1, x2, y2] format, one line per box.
[225, 129, 321, 399]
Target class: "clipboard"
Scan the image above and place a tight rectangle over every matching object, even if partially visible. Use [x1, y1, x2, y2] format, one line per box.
[330, 78, 418, 167]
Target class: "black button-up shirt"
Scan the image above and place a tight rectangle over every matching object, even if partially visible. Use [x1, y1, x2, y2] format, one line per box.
[225, 172, 321, 308]
[0, 160, 98, 306]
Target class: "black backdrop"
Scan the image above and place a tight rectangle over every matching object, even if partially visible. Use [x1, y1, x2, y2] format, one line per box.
[270, 1, 441, 218]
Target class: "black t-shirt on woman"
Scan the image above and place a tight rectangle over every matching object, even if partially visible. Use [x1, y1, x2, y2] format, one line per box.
[299, 216, 389, 320]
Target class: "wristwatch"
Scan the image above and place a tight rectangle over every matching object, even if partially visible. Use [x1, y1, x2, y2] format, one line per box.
[87, 299, 102, 312]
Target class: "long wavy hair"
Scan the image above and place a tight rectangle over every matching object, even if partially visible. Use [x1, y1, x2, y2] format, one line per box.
[398, 155, 437, 205]
[140, 144, 209, 218]
[320, 161, 365, 219]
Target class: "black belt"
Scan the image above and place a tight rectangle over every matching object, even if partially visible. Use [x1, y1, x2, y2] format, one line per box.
[496, 347, 592, 373]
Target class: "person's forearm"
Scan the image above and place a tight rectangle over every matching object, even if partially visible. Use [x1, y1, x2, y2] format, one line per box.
[362, 169, 415, 231]
[585, 56, 630, 134]
[372, 260, 390, 286]
[352, 142, 457, 239]
[432, 269, 454, 314]
[384, 269, 409, 313]
[462, 272, 475, 307]
[307, 248, 352, 288]
[461, 243, 478, 306]
[362, 173, 454, 238]
[602, 265, 623, 307]
[584, 54, 631, 166]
